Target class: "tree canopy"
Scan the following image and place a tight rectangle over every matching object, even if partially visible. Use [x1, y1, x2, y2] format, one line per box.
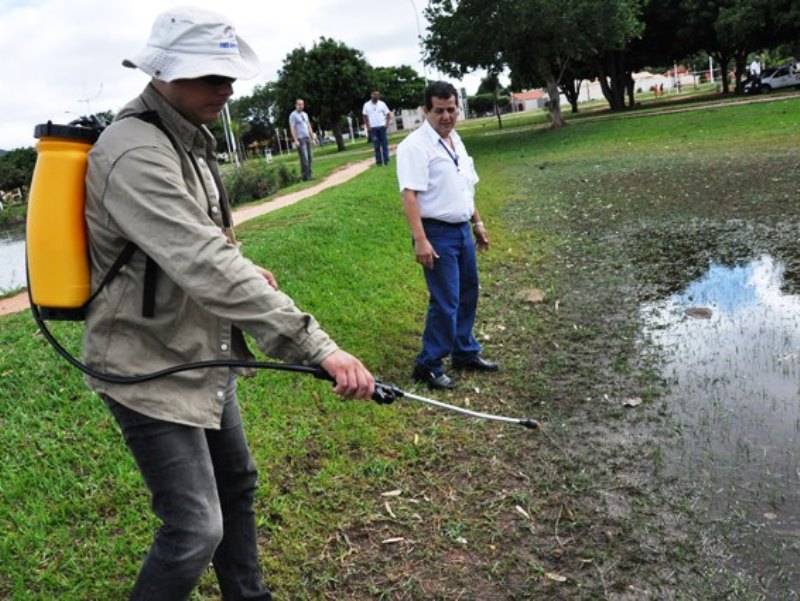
[424, 0, 643, 126]
[424, 0, 800, 120]
[274, 38, 372, 151]
[369, 66, 426, 110]
[0, 147, 36, 191]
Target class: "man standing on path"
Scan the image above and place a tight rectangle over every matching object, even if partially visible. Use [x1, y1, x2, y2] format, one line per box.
[84, 7, 374, 599]
[396, 81, 498, 390]
[290, 98, 313, 180]
[362, 90, 392, 166]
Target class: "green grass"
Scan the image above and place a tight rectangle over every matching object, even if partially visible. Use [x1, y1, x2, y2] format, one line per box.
[2, 94, 799, 599]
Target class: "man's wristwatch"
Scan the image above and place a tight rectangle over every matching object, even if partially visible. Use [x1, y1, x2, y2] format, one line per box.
[472, 221, 484, 229]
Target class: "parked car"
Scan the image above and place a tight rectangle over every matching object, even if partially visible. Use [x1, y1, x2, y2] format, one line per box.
[744, 64, 800, 94]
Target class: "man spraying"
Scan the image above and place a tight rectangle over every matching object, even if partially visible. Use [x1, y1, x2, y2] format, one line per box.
[84, 7, 373, 599]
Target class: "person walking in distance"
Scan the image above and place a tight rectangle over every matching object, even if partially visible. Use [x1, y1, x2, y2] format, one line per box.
[362, 90, 392, 166]
[290, 98, 313, 180]
[396, 81, 499, 390]
[84, 7, 374, 599]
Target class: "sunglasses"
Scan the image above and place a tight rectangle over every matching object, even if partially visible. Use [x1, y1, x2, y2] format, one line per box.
[198, 75, 236, 86]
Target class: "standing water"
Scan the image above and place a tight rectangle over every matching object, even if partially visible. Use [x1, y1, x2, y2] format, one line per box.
[0, 228, 26, 293]
[641, 255, 800, 592]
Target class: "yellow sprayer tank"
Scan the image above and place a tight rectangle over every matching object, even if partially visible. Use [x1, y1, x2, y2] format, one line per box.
[27, 122, 99, 317]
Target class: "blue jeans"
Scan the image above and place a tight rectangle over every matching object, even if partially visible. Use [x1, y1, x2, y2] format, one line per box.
[103, 374, 271, 601]
[370, 126, 389, 165]
[297, 137, 312, 180]
[416, 220, 482, 375]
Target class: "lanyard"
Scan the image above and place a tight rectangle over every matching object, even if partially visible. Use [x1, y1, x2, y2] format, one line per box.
[438, 138, 459, 168]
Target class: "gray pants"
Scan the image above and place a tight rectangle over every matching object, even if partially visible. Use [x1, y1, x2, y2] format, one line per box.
[297, 137, 313, 180]
[103, 375, 271, 600]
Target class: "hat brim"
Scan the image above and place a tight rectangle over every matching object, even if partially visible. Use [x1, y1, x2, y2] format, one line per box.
[123, 35, 260, 82]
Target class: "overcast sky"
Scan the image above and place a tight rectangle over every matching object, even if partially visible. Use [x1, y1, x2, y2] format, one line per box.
[0, 0, 489, 150]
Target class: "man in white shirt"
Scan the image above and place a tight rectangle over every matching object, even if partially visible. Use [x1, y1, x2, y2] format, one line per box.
[362, 90, 392, 166]
[396, 81, 498, 389]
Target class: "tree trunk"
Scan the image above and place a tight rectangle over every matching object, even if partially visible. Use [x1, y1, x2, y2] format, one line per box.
[332, 120, 345, 152]
[733, 51, 747, 95]
[597, 66, 614, 106]
[714, 52, 732, 94]
[596, 53, 626, 111]
[545, 76, 566, 128]
[625, 71, 635, 109]
[493, 93, 503, 130]
[559, 79, 581, 113]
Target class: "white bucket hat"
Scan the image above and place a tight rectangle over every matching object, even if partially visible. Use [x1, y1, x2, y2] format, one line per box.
[123, 6, 260, 82]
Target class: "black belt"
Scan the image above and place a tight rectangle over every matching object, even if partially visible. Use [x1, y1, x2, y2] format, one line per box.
[421, 218, 467, 227]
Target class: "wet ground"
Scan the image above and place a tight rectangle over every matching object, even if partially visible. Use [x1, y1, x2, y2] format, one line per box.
[489, 136, 800, 598]
[0, 227, 25, 292]
[642, 255, 800, 593]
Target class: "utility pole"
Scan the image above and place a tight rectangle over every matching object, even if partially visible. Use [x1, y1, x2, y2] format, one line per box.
[221, 104, 240, 168]
[409, 0, 428, 84]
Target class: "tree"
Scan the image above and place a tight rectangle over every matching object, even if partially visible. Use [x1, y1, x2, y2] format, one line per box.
[676, 0, 800, 94]
[228, 82, 280, 154]
[575, 0, 644, 111]
[0, 147, 36, 191]
[424, 0, 508, 123]
[467, 93, 510, 115]
[370, 66, 426, 109]
[275, 38, 372, 151]
[558, 61, 597, 113]
[425, 0, 643, 127]
[476, 72, 508, 128]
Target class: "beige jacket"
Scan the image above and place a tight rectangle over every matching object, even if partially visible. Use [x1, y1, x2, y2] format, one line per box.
[83, 84, 337, 428]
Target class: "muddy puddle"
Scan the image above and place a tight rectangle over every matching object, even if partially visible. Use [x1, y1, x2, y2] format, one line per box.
[641, 254, 800, 591]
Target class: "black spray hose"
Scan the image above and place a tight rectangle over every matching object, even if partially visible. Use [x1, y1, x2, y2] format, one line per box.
[29, 297, 539, 429]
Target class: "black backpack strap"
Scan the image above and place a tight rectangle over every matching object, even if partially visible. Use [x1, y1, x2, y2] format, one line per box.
[142, 256, 158, 318]
[83, 241, 138, 309]
[120, 110, 180, 318]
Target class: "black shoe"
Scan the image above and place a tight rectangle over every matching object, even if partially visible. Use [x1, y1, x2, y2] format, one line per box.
[412, 365, 456, 389]
[452, 356, 499, 372]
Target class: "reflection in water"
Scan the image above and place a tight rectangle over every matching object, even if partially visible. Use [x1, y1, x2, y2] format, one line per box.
[0, 231, 26, 292]
[641, 255, 800, 585]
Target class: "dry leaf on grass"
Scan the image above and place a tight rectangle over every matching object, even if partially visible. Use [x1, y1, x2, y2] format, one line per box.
[545, 572, 567, 582]
[381, 489, 402, 497]
[522, 288, 546, 303]
[623, 397, 643, 407]
[685, 306, 713, 319]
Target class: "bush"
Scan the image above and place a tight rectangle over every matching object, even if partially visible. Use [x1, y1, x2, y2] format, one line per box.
[222, 159, 300, 205]
[0, 204, 26, 227]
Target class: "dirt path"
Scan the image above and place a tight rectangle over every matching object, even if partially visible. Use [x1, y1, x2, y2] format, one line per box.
[0, 156, 377, 317]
